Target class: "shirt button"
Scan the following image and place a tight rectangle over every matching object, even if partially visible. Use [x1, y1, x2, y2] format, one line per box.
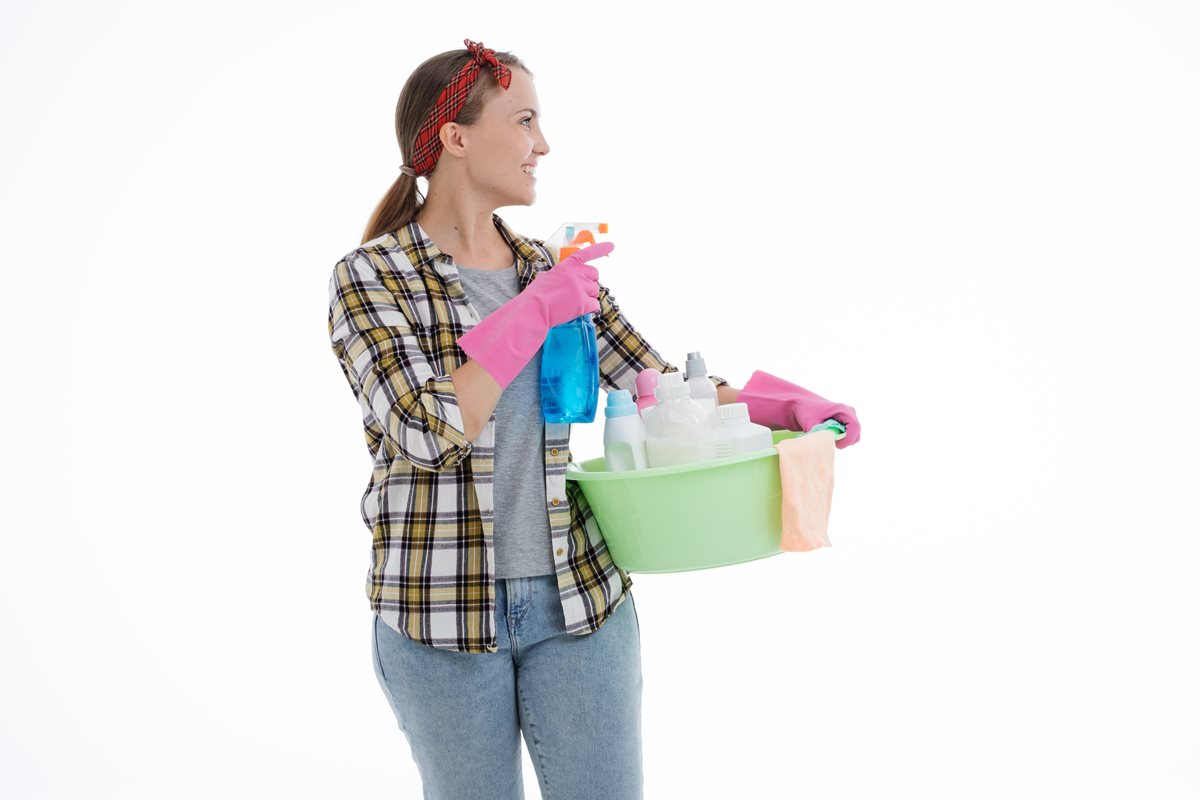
[551, 497, 561, 507]
[550, 448, 559, 456]
[556, 548, 564, 556]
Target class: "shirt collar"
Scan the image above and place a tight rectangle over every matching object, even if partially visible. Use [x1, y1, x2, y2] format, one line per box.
[398, 212, 547, 279]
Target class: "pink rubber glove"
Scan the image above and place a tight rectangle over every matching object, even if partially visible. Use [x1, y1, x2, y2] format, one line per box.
[456, 241, 613, 389]
[738, 369, 861, 449]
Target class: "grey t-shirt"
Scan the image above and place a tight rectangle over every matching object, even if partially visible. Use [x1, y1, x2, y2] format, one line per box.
[453, 257, 556, 578]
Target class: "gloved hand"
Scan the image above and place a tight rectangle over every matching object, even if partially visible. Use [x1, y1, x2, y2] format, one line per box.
[738, 369, 861, 449]
[456, 241, 612, 389]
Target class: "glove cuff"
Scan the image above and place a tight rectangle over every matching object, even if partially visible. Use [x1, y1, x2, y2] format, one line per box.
[738, 369, 801, 431]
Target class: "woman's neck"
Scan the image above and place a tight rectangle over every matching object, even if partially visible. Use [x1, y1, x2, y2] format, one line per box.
[415, 193, 507, 264]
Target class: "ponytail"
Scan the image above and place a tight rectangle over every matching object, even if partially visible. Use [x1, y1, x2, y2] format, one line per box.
[361, 171, 424, 245]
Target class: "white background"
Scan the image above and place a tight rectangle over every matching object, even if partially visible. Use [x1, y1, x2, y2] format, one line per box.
[3, 0, 1198, 797]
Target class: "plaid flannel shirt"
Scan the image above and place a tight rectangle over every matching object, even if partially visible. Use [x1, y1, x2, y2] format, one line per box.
[328, 213, 728, 653]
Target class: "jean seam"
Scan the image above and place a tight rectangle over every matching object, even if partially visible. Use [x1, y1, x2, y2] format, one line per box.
[517, 680, 552, 800]
[629, 591, 640, 637]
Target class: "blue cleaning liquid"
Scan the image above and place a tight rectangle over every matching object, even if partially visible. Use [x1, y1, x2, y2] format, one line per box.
[540, 314, 599, 423]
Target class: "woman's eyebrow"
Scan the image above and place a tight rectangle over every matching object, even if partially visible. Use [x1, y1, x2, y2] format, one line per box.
[512, 108, 540, 117]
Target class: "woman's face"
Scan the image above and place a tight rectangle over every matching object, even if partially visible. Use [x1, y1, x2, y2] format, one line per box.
[465, 68, 550, 207]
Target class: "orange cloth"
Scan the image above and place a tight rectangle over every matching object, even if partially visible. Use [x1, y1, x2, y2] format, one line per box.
[774, 430, 837, 552]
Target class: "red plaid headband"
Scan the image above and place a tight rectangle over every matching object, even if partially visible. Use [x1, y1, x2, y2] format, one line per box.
[400, 39, 513, 178]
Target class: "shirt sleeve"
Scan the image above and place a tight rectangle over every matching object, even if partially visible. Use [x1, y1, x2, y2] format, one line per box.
[593, 277, 729, 400]
[328, 251, 473, 472]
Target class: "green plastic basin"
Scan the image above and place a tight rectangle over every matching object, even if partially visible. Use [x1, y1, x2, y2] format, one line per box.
[566, 429, 808, 573]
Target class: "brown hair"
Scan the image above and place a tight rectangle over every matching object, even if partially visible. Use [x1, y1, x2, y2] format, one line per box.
[361, 46, 532, 245]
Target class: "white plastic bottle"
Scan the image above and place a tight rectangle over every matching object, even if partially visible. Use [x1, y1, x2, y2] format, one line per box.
[684, 351, 719, 423]
[644, 371, 715, 468]
[603, 389, 648, 472]
[712, 402, 774, 458]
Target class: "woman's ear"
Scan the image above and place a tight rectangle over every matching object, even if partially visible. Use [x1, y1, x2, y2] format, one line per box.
[438, 122, 468, 159]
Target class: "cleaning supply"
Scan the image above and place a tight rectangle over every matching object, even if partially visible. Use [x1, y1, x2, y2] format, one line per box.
[603, 389, 647, 472]
[457, 242, 610, 391]
[683, 351, 719, 422]
[566, 427, 844, 572]
[550, 223, 609, 260]
[712, 402, 774, 458]
[540, 222, 610, 423]
[738, 369, 861, 449]
[635, 368, 661, 419]
[644, 371, 714, 468]
[774, 420, 845, 551]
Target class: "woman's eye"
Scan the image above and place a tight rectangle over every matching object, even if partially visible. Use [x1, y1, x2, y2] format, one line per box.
[521, 117, 533, 126]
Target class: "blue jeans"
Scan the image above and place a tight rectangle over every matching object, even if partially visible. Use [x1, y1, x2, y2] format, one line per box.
[371, 574, 644, 800]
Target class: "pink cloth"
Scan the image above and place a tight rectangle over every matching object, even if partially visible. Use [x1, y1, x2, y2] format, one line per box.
[774, 430, 837, 552]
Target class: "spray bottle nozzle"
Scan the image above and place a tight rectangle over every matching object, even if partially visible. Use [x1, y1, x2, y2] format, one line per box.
[551, 222, 610, 260]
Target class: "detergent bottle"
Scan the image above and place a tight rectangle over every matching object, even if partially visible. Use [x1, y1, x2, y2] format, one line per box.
[712, 402, 774, 458]
[684, 351, 719, 423]
[602, 389, 648, 471]
[540, 222, 610, 423]
[644, 371, 716, 468]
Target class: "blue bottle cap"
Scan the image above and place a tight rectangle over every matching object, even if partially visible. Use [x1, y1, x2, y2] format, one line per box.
[604, 389, 639, 418]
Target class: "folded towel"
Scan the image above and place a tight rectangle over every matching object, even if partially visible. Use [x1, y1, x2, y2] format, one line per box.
[775, 429, 837, 551]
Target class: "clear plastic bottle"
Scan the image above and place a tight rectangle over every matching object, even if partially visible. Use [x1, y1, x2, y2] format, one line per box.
[540, 222, 610, 423]
[644, 371, 716, 468]
[712, 402, 774, 458]
[684, 351, 719, 423]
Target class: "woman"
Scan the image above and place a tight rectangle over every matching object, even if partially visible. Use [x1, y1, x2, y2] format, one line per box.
[327, 39, 860, 800]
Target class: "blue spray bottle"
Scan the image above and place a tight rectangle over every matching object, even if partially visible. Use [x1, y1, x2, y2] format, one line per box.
[540, 222, 609, 423]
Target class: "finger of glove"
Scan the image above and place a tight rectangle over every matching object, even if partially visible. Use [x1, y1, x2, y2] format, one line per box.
[561, 270, 600, 304]
[552, 258, 599, 282]
[539, 267, 599, 302]
[835, 406, 860, 448]
[561, 241, 614, 265]
[835, 421, 860, 448]
[548, 294, 601, 328]
[532, 270, 598, 311]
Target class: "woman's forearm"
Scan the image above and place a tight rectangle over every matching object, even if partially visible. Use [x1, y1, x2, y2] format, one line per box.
[452, 366, 742, 440]
[450, 359, 504, 442]
[716, 383, 743, 406]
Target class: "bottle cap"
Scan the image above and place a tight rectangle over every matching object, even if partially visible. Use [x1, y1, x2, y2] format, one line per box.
[685, 351, 707, 379]
[717, 402, 751, 423]
[654, 370, 692, 402]
[605, 389, 639, 418]
[635, 368, 661, 402]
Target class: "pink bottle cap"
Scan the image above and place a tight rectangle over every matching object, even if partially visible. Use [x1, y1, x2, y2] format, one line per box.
[635, 368, 662, 411]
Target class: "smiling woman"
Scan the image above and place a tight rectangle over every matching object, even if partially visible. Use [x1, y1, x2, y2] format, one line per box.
[328, 38, 652, 800]
[364, 43, 546, 249]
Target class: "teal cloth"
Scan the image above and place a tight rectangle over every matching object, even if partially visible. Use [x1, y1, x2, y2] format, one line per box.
[807, 419, 847, 439]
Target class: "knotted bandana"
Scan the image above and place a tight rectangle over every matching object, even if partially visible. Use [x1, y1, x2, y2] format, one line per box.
[403, 39, 513, 178]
